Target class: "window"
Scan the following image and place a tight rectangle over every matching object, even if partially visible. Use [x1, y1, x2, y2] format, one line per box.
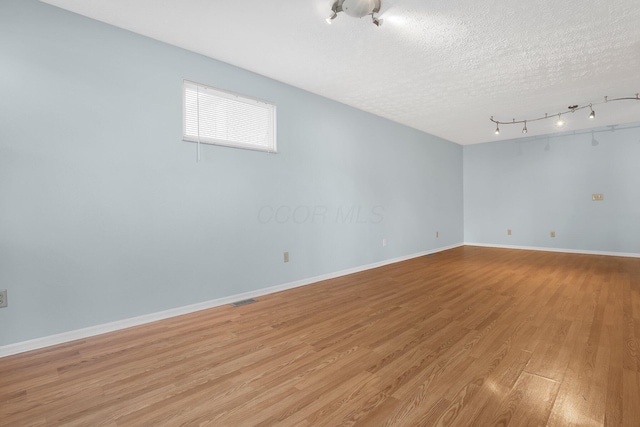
[183, 80, 277, 153]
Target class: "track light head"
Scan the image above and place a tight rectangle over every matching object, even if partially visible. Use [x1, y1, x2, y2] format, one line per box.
[372, 16, 383, 26]
[326, 12, 337, 24]
[555, 114, 565, 128]
[589, 105, 595, 119]
[522, 121, 528, 134]
[495, 124, 500, 135]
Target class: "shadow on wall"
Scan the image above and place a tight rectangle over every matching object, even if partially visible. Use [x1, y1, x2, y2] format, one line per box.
[514, 123, 640, 154]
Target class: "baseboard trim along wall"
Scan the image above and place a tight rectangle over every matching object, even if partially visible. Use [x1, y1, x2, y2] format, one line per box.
[0, 243, 463, 358]
[465, 242, 640, 258]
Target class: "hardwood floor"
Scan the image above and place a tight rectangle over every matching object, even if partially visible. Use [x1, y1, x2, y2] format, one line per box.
[1, 246, 639, 426]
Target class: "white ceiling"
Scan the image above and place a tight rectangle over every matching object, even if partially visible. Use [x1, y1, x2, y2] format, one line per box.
[40, 0, 640, 145]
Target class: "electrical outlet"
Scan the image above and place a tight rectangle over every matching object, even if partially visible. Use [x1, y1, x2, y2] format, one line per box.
[283, 252, 289, 263]
[382, 238, 387, 247]
[0, 290, 7, 308]
[507, 229, 512, 236]
[436, 231, 439, 238]
[592, 193, 604, 201]
[550, 231, 556, 238]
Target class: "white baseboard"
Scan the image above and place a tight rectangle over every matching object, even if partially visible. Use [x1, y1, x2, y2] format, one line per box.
[0, 243, 463, 358]
[464, 242, 640, 258]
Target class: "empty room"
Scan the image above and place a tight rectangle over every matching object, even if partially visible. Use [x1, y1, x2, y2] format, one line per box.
[1, 0, 640, 425]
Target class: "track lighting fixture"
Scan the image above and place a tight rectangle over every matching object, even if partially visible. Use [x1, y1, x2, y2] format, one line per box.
[490, 94, 639, 136]
[326, 0, 383, 27]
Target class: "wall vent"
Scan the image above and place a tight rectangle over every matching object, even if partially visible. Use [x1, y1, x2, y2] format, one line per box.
[231, 298, 258, 307]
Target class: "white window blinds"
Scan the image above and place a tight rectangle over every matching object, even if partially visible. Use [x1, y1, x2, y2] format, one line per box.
[183, 80, 277, 153]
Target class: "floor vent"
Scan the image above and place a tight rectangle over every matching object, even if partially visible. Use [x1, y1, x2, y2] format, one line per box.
[231, 298, 258, 307]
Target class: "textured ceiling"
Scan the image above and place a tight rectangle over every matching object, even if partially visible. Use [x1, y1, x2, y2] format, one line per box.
[40, 0, 640, 145]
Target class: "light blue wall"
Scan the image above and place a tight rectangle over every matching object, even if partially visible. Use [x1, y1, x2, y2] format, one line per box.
[0, 0, 463, 346]
[464, 125, 640, 253]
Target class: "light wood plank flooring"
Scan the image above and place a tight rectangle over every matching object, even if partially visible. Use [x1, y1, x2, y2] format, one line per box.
[1, 246, 640, 426]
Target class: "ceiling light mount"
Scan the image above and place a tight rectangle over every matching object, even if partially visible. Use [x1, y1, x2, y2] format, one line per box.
[490, 94, 640, 136]
[326, 0, 383, 26]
